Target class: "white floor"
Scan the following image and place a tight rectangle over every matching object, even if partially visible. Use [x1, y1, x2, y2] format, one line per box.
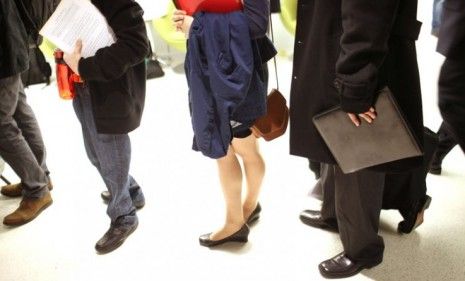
[1, 2, 465, 281]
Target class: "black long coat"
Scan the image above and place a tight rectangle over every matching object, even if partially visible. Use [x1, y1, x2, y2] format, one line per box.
[289, 0, 424, 172]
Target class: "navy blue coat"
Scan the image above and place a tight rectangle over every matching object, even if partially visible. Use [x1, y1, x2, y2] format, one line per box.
[185, 11, 267, 159]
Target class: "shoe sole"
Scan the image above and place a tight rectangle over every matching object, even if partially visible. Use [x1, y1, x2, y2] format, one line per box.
[318, 266, 364, 279]
[412, 196, 432, 230]
[3, 199, 53, 226]
[397, 196, 432, 234]
[95, 222, 139, 255]
[199, 237, 249, 247]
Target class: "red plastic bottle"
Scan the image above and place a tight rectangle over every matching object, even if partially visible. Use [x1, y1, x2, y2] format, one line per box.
[54, 50, 82, 100]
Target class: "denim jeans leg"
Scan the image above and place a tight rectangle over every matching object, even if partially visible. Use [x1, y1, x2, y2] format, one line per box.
[0, 75, 48, 198]
[72, 85, 136, 224]
[73, 89, 102, 172]
[95, 133, 136, 224]
[129, 175, 144, 201]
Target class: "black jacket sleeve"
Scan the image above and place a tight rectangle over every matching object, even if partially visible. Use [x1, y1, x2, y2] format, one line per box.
[335, 0, 400, 113]
[78, 0, 149, 82]
[243, 0, 270, 39]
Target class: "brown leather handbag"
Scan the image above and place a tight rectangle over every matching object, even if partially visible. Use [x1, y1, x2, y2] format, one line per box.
[251, 15, 289, 141]
[252, 89, 289, 141]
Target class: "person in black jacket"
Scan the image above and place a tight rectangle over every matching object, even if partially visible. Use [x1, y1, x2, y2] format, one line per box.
[290, 0, 424, 278]
[63, 0, 150, 254]
[429, 0, 461, 175]
[437, 0, 465, 152]
[0, 0, 53, 226]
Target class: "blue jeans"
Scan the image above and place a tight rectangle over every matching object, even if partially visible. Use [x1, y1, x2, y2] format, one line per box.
[73, 84, 142, 224]
[432, 0, 444, 35]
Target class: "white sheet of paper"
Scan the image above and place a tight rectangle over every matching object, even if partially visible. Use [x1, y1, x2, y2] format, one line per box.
[39, 0, 116, 58]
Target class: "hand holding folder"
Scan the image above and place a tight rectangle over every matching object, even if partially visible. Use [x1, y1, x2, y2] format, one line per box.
[313, 87, 423, 174]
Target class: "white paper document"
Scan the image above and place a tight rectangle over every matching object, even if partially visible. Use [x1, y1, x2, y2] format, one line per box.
[40, 0, 116, 58]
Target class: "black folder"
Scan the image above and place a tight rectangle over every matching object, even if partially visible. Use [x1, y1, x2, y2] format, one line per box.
[313, 87, 423, 174]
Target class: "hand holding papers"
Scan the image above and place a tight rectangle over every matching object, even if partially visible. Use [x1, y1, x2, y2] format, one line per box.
[40, 0, 116, 58]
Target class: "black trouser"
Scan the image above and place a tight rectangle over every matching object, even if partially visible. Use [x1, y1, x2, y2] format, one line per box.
[319, 163, 385, 264]
[438, 57, 465, 152]
[383, 127, 438, 218]
[431, 122, 458, 168]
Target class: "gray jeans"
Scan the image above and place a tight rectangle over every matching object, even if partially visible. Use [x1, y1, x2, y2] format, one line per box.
[73, 84, 141, 224]
[0, 75, 49, 198]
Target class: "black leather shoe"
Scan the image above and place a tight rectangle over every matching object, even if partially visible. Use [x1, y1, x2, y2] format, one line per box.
[246, 203, 261, 224]
[95, 219, 138, 254]
[101, 190, 145, 209]
[398, 195, 432, 234]
[319, 252, 380, 279]
[199, 224, 250, 247]
[299, 210, 338, 231]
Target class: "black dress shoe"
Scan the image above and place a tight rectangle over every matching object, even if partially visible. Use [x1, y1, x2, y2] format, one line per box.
[95, 218, 138, 254]
[101, 190, 145, 209]
[319, 252, 380, 279]
[398, 195, 432, 234]
[199, 224, 250, 247]
[299, 210, 338, 231]
[246, 203, 261, 224]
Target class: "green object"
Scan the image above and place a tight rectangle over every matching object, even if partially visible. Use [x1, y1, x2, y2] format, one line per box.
[39, 38, 56, 59]
[153, 2, 187, 52]
[280, 0, 297, 35]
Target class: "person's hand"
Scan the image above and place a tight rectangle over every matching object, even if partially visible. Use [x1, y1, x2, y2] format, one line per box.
[172, 9, 193, 37]
[347, 107, 377, 127]
[63, 40, 82, 75]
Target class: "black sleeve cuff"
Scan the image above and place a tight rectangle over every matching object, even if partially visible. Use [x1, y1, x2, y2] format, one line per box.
[335, 79, 377, 114]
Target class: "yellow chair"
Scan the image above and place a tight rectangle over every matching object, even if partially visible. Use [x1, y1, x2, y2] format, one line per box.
[280, 0, 297, 35]
[153, 2, 187, 53]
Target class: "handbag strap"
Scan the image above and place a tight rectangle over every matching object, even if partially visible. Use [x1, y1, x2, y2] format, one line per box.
[269, 12, 279, 91]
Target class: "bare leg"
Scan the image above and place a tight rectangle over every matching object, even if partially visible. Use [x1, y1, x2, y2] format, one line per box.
[210, 145, 245, 240]
[232, 135, 265, 221]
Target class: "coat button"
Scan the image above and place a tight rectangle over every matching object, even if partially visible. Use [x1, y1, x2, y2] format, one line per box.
[293, 76, 298, 80]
